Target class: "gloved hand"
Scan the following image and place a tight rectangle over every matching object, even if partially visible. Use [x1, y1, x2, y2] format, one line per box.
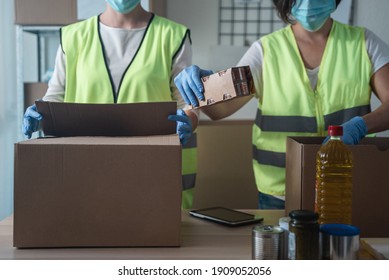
[324, 116, 368, 145]
[341, 116, 368, 144]
[168, 109, 193, 145]
[174, 65, 213, 107]
[22, 104, 42, 139]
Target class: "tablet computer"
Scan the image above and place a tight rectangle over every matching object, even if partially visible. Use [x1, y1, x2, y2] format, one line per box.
[189, 207, 263, 226]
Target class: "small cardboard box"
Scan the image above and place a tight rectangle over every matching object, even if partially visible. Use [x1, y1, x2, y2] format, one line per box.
[14, 0, 77, 25]
[24, 82, 47, 111]
[14, 102, 182, 248]
[199, 66, 255, 120]
[285, 137, 389, 237]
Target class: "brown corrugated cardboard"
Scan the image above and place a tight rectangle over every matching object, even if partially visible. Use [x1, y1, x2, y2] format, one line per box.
[14, 136, 182, 248]
[199, 66, 255, 120]
[15, 0, 77, 25]
[194, 121, 258, 209]
[35, 101, 176, 137]
[149, 0, 167, 17]
[24, 82, 47, 111]
[15, 101, 182, 247]
[285, 136, 389, 237]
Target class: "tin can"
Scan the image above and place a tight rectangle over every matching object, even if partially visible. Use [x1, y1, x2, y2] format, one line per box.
[320, 224, 360, 260]
[252, 225, 285, 260]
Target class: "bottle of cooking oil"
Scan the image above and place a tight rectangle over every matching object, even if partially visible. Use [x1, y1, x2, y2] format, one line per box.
[315, 125, 353, 225]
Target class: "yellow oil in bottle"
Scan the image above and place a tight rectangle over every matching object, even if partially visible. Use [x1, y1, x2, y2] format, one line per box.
[315, 126, 353, 225]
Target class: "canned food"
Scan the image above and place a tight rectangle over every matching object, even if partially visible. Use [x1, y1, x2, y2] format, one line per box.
[320, 224, 360, 260]
[252, 225, 285, 260]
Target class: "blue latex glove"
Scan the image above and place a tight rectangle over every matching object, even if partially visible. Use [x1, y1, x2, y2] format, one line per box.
[168, 109, 193, 145]
[324, 116, 368, 145]
[174, 65, 213, 107]
[341, 116, 368, 144]
[22, 104, 42, 139]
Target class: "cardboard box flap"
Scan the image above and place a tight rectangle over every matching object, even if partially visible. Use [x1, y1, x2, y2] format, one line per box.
[200, 95, 253, 120]
[36, 101, 176, 137]
[18, 135, 180, 146]
[288, 136, 389, 149]
[24, 83, 47, 111]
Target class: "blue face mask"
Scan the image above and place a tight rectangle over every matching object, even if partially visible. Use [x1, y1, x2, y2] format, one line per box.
[291, 0, 336, 32]
[106, 0, 141, 14]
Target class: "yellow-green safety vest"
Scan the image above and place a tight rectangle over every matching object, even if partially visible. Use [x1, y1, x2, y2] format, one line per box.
[253, 20, 372, 196]
[61, 14, 196, 208]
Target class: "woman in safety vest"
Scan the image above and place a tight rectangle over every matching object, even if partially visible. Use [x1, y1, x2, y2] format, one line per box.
[22, 0, 199, 209]
[174, 0, 389, 209]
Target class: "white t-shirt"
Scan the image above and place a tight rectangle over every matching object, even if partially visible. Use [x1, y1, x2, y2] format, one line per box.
[237, 28, 389, 97]
[44, 22, 193, 112]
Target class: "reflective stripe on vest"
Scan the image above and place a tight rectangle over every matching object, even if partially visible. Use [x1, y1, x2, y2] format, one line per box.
[61, 15, 197, 204]
[253, 20, 371, 196]
[182, 133, 197, 191]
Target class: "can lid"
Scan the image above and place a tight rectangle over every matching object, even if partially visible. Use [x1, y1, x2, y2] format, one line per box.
[320, 224, 360, 236]
[328, 125, 343, 136]
[253, 225, 284, 235]
[289, 209, 318, 221]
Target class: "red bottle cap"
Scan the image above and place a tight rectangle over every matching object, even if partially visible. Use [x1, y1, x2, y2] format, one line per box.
[328, 125, 343, 136]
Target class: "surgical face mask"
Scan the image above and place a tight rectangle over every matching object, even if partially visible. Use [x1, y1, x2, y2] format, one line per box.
[106, 0, 141, 14]
[291, 0, 336, 32]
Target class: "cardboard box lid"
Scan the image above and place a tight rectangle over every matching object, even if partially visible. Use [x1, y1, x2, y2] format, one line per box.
[35, 101, 176, 137]
[199, 66, 256, 120]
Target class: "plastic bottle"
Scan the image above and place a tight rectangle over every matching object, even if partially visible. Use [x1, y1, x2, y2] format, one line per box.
[315, 125, 353, 225]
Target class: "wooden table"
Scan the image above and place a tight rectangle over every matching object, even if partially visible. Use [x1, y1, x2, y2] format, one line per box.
[360, 239, 389, 260]
[0, 210, 384, 260]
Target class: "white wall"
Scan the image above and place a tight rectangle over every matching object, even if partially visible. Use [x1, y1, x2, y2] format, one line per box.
[167, 0, 220, 69]
[354, 0, 389, 40]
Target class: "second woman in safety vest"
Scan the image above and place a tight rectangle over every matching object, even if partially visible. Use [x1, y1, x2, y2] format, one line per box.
[174, 0, 389, 209]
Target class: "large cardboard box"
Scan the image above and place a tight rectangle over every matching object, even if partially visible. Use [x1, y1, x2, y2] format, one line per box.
[15, 0, 77, 25]
[14, 102, 182, 248]
[285, 137, 389, 237]
[199, 66, 256, 120]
